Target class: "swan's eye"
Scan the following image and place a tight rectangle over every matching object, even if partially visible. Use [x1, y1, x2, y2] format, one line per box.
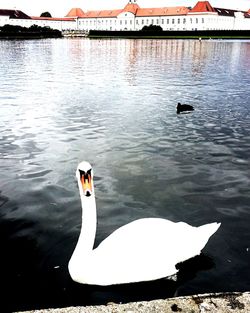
[87, 169, 92, 176]
[79, 170, 85, 178]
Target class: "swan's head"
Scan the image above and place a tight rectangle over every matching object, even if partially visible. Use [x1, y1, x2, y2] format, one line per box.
[76, 161, 93, 198]
[176, 103, 181, 114]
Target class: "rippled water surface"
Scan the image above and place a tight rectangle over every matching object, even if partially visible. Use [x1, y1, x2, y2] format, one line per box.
[1, 38, 250, 311]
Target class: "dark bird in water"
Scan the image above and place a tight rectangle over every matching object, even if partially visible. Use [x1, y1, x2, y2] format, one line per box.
[177, 102, 194, 114]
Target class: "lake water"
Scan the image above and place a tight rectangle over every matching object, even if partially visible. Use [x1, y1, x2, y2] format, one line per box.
[1, 38, 250, 311]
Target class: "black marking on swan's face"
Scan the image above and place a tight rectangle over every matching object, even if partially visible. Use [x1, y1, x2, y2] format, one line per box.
[79, 169, 91, 179]
[79, 169, 92, 197]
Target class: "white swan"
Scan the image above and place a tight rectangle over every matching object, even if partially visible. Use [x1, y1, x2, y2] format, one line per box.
[68, 161, 220, 286]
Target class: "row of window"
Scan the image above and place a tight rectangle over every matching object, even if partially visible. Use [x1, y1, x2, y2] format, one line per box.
[139, 17, 205, 25]
[78, 17, 206, 26]
[0, 18, 71, 25]
[79, 19, 134, 25]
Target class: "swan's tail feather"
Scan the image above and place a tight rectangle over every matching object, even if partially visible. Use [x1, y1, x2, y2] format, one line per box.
[199, 222, 221, 235]
[198, 222, 221, 248]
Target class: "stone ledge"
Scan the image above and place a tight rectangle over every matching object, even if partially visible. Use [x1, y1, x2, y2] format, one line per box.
[17, 292, 250, 313]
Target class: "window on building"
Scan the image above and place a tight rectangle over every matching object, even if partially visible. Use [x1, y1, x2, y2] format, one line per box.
[152, 19, 154, 25]
[130, 20, 132, 25]
[196, 18, 198, 23]
[190, 18, 192, 24]
[202, 18, 204, 23]
[142, 19, 144, 24]
[167, 19, 169, 24]
[183, 18, 186, 24]
[136, 20, 139, 24]
[172, 19, 175, 24]
[156, 19, 159, 24]
[162, 19, 164, 24]
[178, 18, 180, 24]
[120, 20, 122, 25]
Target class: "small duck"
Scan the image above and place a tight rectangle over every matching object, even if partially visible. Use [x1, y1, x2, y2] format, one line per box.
[177, 102, 194, 114]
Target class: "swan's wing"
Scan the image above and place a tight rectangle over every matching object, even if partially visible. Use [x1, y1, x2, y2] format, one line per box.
[97, 218, 213, 255]
[98, 218, 177, 247]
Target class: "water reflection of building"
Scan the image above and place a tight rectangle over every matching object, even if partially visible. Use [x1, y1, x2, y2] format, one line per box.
[105, 39, 244, 84]
[0, 1, 250, 31]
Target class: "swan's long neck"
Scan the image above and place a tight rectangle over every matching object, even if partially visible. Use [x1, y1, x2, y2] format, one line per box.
[75, 180, 97, 254]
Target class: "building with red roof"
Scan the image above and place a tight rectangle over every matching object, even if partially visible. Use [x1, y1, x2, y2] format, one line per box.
[0, 9, 31, 19]
[71, 0, 250, 32]
[0, 8, 75, 30]
[1, 1, 250, 32]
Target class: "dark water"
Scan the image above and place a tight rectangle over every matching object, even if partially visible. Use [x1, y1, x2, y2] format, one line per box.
[1, 38, 250, 311]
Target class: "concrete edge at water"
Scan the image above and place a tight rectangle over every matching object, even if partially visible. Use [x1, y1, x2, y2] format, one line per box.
[88, 29, 250, 39]
[17, 291, 250, 312]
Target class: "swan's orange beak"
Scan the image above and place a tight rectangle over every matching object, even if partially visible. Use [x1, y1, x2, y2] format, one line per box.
[80, 170, 92, 197]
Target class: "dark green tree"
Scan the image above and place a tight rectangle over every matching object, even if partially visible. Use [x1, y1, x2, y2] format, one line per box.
[40, 12, 52, 17]
[142, 25, 163, 32]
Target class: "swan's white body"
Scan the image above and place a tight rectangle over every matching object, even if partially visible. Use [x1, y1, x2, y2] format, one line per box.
[68, 161, 220, 286]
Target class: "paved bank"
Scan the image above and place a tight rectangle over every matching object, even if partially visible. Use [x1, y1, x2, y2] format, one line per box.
[17, 292, 250, 313]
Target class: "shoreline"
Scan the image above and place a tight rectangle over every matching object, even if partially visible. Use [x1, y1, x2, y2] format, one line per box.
[16, 292, 250, 313]
[88, 29, 250, 39]
[0, 25, 62, 40]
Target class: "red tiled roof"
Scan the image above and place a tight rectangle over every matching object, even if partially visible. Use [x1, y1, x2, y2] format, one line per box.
[66, 8, 85, 17]
[245, 10, 250, 18]
[31, 16, 75, 21]
[123, 3, 140, 14]
[84, 9, 123, 18]
[189, 2, 248, 17]
[66, 7, 123, 18]
[189, 1, 216, 13]
[0, 9, 31, 19]
[82, 6, 189, 18]
[137, 6, 189, 17]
